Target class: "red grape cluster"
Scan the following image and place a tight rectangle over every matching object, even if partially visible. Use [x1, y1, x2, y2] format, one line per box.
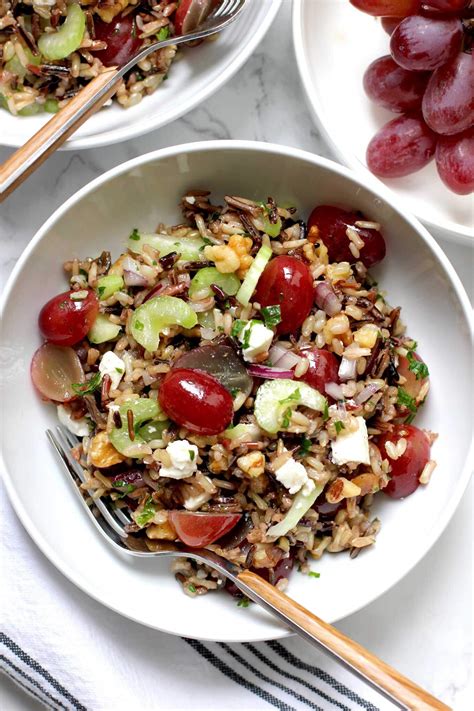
[350, 0, 474, 195]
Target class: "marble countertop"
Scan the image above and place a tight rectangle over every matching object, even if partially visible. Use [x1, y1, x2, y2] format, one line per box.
[1, 2, 472, 709]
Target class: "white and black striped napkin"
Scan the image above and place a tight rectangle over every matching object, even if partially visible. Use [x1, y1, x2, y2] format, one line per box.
[1, 483, 396, 711]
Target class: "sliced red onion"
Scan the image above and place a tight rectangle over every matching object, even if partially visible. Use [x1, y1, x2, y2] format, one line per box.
[325, 381, 344, 401]
[269, 343, 301, 369]
[247, 364, 295, 380]
[314, 281, 342, 316]
[354, 382, 383, 405]
[338, 356, 357, 381]
[123, 269, 148, 287]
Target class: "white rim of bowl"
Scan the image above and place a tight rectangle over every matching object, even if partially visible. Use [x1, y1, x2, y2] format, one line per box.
[0, 0, 282, 151]
[292, 0, 473, 246]
[1, 140, 473, 642]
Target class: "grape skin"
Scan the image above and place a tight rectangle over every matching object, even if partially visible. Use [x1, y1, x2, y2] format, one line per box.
[366, 113, 438, 178]
[390, 15, 463, 71]
[363, 55, 429, 112]
[435, 128, 474, 195]
[422, 52, 474, 136]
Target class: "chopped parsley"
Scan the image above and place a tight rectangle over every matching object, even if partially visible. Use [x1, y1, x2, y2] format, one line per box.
[237, 597, 250, 608]
[157, 26, 170, 41]
[188, 584, 197, 593]
[72, 371, 102, 396]
[97, 286, 105, 297]
[281, 407, 293, 429]
[135, 496, 156, 528]
[322, 400, 329, 421]
[129, 228, 140, 241]
[298, 436, 312, 456]
[231, 319, 246, 338]
[113, 481, 135, 499]
[79, 268, 88, 277]
[116, 367, 124, 374]
[397, 386, 417, 414]
[198, 236, 213, 251]
[261, 305, 281, 328]
[279, 388, 300, 406]
[308, 571, 320, 579]
[230, 387, 240, 398]
[189, 450, 195, 461]
[334, 420, 345, 435]
[407, 350, 429, 380]
[134, 320, 144, 331]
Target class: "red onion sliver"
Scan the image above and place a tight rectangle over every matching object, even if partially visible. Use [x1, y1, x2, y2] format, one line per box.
[325, 382, 344, 401]
[247, 364, 295, 380]
[269, 343, 301, 369]
[123, 269, 148, 287]
[354, 382, 383, 405]
[338, 356, 357, 381]
[314, 281, 342, 317]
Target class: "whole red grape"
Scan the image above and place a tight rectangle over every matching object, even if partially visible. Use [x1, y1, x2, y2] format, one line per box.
[390, 15, 463, 71]
[350, 0, 421, 17]
[366, 113, 438, 178]
[363, 55, 430, 112]
[422, 52, 474, 136]
[435, 128, 474, 195]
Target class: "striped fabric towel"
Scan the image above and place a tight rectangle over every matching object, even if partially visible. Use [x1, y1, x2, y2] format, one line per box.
[1, 483, 395, 711]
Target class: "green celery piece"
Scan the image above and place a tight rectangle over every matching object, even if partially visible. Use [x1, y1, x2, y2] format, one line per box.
[189, 267, 240, 300]
[38, 4, 85, 61]
[254, 379, 327, 434]
[127, 232, 207, 263]
[109, 398, 161, 457]
[130, 295, 197, 352]
[88, 314, 121, 344]
[96, 275, 124, 300]
[266, 483, 324, 539]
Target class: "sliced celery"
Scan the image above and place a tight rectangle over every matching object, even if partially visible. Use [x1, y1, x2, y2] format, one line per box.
[38, 4, 85, 61]
[131, 295, 197, 353]
[96, 275, 124, 300]
[88, 314, 121, 344]
[110, 398, 160, 457]
[236, 244, 272, 306]
[266, 482, 324, 539]
[189, 267, 240, 300]
[254, 379, 327, 434]
[127, 232, 207, 263]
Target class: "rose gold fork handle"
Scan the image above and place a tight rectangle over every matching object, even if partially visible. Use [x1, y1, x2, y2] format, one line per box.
[0, 66, 119, 203]
[237, 570, 451, 711]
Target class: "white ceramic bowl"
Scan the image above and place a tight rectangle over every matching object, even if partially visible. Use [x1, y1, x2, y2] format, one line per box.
[0, 0, 281, 150]
[1, 141, 472, 642]
[293, 0, 473, 244]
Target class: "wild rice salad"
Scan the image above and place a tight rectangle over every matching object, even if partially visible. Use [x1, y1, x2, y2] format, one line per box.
[31, 192, 436, 598]
[0, 0, 205, 116]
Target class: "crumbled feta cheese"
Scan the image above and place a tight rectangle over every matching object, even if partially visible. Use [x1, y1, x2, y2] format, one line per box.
[99, 351, 125, 392]
[275, 457, 309, 495]
[57, 405, 90, 437]
[239, 321, 274, 363]
[159, 439, 199, 480]
[331, 416, 370, 466]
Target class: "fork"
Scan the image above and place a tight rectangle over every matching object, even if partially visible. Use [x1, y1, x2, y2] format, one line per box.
[47, 424, 450, 711]
[0, 0, 247, 202]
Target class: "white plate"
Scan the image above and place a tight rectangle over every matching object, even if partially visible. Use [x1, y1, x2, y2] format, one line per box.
[0, 0, 281, 150]
[1, 141, 472, 642]
[293, 0, 473, 245]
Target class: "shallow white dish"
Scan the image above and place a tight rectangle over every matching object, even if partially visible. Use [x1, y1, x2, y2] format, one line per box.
[293, 0, 473, 245]
[1, 141, 472, 642]
[0, 0, 280, 150]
